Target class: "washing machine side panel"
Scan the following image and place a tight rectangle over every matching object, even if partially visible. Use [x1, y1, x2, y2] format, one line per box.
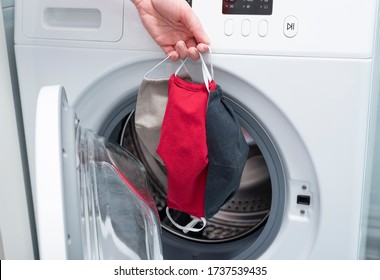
[213, 55, 373, 259]
[286, 60, 372, 259]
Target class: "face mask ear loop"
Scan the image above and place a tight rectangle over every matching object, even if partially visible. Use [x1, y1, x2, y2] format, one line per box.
[145, 54, 190, 79]
[204, 46, 214, 79]
[165, 207, 207, 233]
[145, 54, 172, 79]
[182, 216, 207, 234]
[199, 47, 214, 93]
[175, 56, 189, 77]
[199, 53, 211, 93]
[207, 46, 214, 80]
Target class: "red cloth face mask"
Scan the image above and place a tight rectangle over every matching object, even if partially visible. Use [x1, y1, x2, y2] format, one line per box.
[157, 74, 216, 219]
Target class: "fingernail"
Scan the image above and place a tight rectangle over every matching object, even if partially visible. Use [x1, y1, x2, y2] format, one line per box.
[170, 52, 179, 61]
[189, 49, 199, 60]
[177, 41, 185, 49]
[198, 44, 209, 53]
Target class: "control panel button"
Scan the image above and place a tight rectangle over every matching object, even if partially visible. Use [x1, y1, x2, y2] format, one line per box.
[284, 16, 298, 38]
[224, 19, 234, 36]
[241, 19, 251, 37]
[258, 20, 268, 37]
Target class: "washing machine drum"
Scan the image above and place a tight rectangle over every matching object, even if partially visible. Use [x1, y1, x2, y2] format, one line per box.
[120, 105, 272, 244]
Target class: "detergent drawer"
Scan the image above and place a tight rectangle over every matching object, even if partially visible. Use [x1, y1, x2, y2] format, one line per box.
[21, 0, 123, 42]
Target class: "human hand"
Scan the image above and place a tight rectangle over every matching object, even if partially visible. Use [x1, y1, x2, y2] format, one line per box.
[132, 0, 210, 61]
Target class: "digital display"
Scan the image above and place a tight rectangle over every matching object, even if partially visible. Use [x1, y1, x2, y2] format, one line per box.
[222, 0, 273, 15]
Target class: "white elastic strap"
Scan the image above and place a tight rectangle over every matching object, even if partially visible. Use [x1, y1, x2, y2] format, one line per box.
[200, 46, 214, 79]
[174, 56, 189, 76]
[208, 46, 214, 79]
[174, 48, 214, 92]
[146, 54, 189, 79]
[166, 207, 207, 233]
[145, 54, 172, 78]
[199, 52, 213, 92]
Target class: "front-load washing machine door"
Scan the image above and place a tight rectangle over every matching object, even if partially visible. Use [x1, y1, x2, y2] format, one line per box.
[34, 85, 163, 260]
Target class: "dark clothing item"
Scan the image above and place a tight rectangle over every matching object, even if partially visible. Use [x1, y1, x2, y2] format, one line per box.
[204, 86, 249, 218]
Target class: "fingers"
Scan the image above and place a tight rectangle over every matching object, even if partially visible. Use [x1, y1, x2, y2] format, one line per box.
[175, 40, 210, 61]
[162, 45, 179, 61]
[164, 41, 210, 62]
[175, 41, 188, 60]
[188, 47, 200, 60]
[168, 51, 180, 62]
[197, 43, 209, 54]
[162, 42, 198, 62]
[188, 43, 210, 60]
[174, 40, 197, 60]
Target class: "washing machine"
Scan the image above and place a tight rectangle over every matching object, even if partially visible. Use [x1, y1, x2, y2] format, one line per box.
[13, 0, 380, 259]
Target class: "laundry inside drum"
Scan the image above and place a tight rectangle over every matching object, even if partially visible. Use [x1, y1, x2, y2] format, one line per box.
[118, 111, 272, 243]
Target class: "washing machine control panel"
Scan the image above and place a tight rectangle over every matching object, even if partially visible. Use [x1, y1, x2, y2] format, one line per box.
[16, 0, 378, 59]
[222, 0, 272, 15]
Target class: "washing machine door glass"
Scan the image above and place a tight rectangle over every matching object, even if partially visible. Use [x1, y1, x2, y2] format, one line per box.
[35, 85, 162, 260]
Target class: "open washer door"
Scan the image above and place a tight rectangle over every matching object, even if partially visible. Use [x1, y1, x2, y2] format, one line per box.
[35, 85, 163, 260]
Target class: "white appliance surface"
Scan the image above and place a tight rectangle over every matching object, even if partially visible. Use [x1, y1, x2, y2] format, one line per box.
[13, 0, 380, 259]
[0, 0, 34, 259]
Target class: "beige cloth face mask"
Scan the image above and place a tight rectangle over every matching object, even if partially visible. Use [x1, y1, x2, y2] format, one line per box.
[134, 56, 191, 164]
[135, 77, 169, 164]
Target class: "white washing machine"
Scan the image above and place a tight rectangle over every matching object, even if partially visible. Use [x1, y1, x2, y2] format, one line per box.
[13, 0, 380, 259]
